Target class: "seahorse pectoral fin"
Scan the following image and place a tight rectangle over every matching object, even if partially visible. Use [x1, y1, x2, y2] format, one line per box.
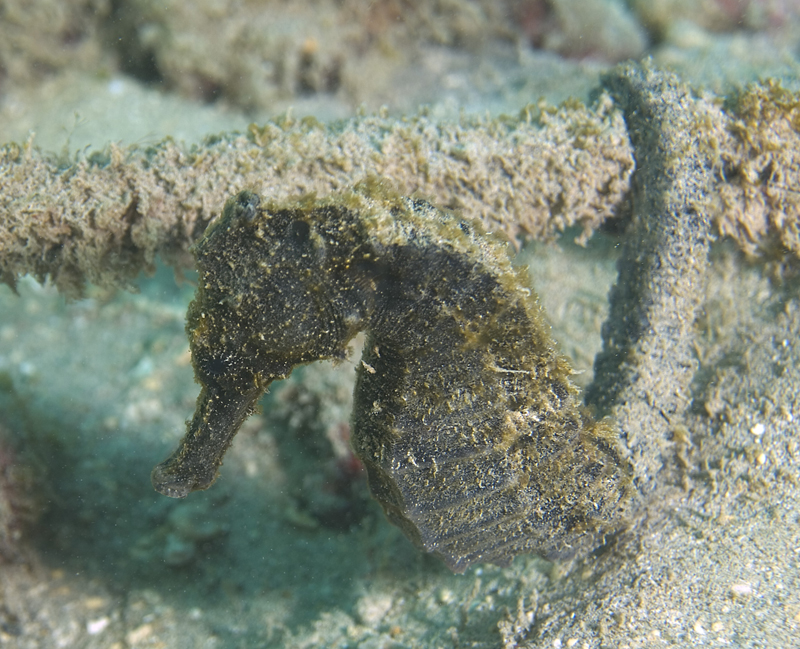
[151, 384, 263, 498]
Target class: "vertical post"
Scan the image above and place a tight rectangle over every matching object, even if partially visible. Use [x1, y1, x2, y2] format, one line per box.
[587, 64, 714, 498]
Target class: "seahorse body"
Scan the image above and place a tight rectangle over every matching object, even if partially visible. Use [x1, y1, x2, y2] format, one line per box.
[151, 182, 630, 572]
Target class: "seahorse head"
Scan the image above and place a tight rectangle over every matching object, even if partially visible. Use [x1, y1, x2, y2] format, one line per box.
[186, 190, 370, 396]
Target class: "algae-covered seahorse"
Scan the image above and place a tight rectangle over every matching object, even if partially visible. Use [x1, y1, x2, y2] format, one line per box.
[151, 180, 630, 572]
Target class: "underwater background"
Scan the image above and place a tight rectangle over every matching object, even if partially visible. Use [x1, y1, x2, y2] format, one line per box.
[1, 1, 800, 647]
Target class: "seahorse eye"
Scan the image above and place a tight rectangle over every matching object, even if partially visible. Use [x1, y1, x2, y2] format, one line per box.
[285, 219, 311, 247]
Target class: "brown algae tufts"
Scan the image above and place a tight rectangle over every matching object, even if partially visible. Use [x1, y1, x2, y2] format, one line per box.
[151, 181, 631, 572]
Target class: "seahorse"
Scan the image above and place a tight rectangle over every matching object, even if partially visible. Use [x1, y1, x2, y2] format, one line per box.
[151, 180, 631, 572]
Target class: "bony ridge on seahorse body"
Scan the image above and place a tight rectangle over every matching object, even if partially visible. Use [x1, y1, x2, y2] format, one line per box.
[151, 179, 631, 572]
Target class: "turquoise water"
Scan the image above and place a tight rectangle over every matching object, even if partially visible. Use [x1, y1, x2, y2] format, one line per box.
[2, 3, 800, 647]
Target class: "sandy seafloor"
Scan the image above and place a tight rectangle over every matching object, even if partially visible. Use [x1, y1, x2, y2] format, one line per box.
[2, 4, 800, 648]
